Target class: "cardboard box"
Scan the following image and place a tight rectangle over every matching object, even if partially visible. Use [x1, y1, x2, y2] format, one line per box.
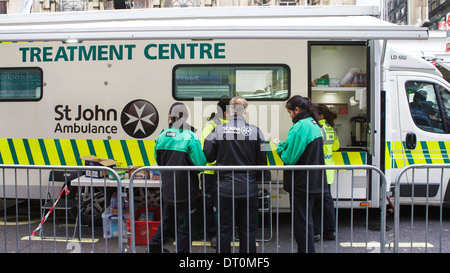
[128, 166, 150, 180]
[81, 155, 117, 178]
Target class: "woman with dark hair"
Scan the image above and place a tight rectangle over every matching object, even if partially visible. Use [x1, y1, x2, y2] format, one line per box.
[273, 95, 327, 253]
[313, 104, 339, 242]
[149, 102, 206, 253]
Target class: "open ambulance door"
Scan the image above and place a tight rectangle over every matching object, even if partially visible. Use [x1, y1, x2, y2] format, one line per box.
[309, 41, 373, 208]
[395, 74, 450, 206]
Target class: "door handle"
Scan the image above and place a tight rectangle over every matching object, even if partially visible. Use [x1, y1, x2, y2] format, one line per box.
[405, 132, 417, 150]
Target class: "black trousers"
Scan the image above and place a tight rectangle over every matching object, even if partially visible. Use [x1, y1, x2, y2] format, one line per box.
[289, 191, 318, 253]
[217, 195, 258, 253]
[202, 174, 217, 239]
[149, 200, 192, 253]
[313, 184, 336, 236]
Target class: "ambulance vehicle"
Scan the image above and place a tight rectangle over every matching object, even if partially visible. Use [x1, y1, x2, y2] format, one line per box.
[0, 6, 446, 218]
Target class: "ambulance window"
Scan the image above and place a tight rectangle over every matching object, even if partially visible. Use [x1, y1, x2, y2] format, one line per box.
[406, 81, 444, 133]
[0, 68, 42, 101]
[437, 85, 450, 131]
[173, 64, 290, 100]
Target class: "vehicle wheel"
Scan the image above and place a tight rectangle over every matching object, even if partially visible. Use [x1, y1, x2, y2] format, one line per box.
[133, 187, 160, 208]
[68, 186, 114, 226]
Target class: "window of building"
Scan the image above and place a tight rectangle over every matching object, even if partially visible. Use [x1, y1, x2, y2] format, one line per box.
[0, 1, 6, 14]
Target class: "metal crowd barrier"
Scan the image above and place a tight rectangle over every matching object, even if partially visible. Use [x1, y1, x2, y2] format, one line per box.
[0, 163, 392, 253]
[128, 164, 388, 254]
[0, 164, 123, 253]
[393, 164, 450, 253]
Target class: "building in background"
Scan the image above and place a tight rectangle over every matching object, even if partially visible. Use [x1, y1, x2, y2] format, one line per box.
[0, 0, 447, 33]
[428, 0, 450, 30]
[387, 0, 450, 30]
[4, 0, 363, 14]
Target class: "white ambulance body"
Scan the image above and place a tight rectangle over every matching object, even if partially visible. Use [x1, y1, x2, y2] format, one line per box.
[0, 6, 446, 211]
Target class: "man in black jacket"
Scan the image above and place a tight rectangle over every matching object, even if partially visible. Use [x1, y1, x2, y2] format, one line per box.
[203, 96, 267, 253]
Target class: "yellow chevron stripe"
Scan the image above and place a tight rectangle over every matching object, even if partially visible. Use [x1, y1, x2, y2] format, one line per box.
[391, 141, 405, 169]
[75, 139, 90, 159]
[126, 140, 144, 166]
[444, 141, 450, 152]
[143, 140, 157, 166]
[426, 141, 445, 164]
[268, 142, 283, 166]
[59, 139, 77, 166]
[332, 152, 344, 165]
[2, 138, 447, 170]
[28, 139, 46, 165]
[385, 142, 391, 170]
[109, 140, 127, 168]
[43, 139, 61, 165]
[387, 140, 450, 168]
[12, 139, 29, 165]
[349, 152, 364, 165]
[92, 139, 108, 159]
[0, 139, 13, 164]
[410, 142, 427, 164]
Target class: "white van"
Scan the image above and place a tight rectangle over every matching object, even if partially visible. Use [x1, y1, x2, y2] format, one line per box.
[0, 6, 446, 215]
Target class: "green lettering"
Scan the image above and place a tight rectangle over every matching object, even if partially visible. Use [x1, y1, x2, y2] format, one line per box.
[42, 47, 53, 62]
[110, 45, 123, 60]
[79, 46, 96, 61]
[186, 44, 198, 59]
[124, 44, 135, 60]
[171, 44, 185, 59]
[159, 44, 169, 59]
[98, 45, 108, 61]
[144, 44, 157, 60]
[66, 46, 77, 61]
[200, 43, 212, 59]
[30, 48, 42, 62]
[214, 43, 225, 59]
[19, 48, 30, 62]
[54, 47, 68, 62]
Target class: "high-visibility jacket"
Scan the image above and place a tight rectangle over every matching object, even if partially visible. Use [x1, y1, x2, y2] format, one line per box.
[201, 117, 228, 175]
[319, 119, 340, 184]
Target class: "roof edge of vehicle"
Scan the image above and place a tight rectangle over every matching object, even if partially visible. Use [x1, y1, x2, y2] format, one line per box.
[0, 6, 428, 41]
[0, 5, 383, 23]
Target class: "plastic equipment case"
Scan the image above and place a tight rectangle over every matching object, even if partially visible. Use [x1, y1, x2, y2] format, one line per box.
[102, 206, 129, 239]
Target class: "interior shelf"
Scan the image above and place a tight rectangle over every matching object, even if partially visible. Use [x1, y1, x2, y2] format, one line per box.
[312, 86, 366, 92]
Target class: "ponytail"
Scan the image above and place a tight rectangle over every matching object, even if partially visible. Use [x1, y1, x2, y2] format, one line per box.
[316, 104, 337, 127]
[207, 98, 230, 122]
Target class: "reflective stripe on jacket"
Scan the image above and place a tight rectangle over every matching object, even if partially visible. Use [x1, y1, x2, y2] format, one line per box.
[319, 119, 340, 184]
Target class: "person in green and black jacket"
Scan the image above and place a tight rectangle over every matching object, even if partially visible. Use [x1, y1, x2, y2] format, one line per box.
[273, 95, 327, 253]
[148, 102, 206, 253]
